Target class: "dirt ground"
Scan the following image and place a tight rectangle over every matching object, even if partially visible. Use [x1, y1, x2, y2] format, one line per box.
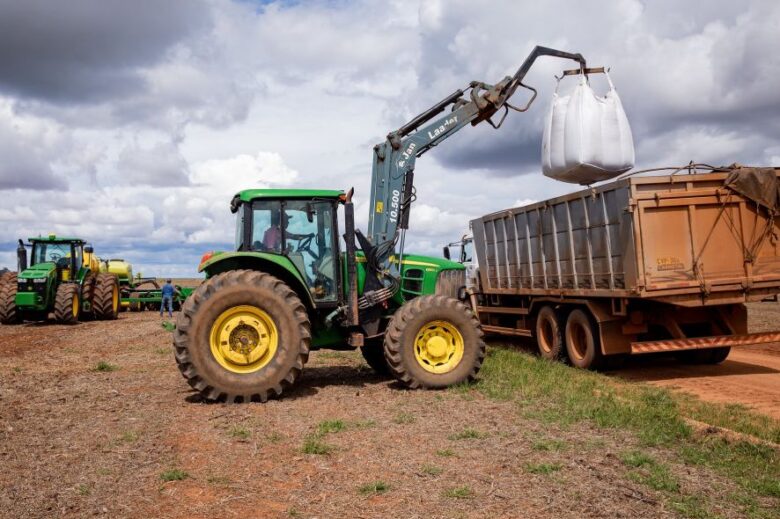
[611, 302, 780, 419]
[0, 302, 779, 518]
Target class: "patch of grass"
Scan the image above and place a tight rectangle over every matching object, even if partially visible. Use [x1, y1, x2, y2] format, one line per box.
[76, 483, 90, 496]
[229, 426, 251, 440]
[627, 463, 679, 493]
[119, 431, 139, 443]
[476, 346, 780, 517]
[287, 508, 301, 518]
[302, 437, 334, 455]
[206, 475, 231, 485]
[448, 428, 487, 440]
[442, 486, 473, 499]
[351, 419, 376, 429]
[92, 361, 118, 372]
[524, 462, 562, 475]
[435, 448, 455, 457]
[12, 366, 21, 373]
[393, 413, 415, 424]
[317, 419, 346, 435]
[160, 320, 175, 332]
[318, 351, 348, 360]
[532, 438, 567, 452]
[358, 481, 390, 495]
[96, 468, 112, 476]
[153, 348, 169, 355]
[160, 469, 189, 482]
[421, 464, 443, 476]
[619, 450, 654, 468]
[267, 432, 283, 443]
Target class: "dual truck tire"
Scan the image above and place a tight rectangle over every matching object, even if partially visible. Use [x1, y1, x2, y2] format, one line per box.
[174, 270, 485, 403]
[534, 304, 730, 369]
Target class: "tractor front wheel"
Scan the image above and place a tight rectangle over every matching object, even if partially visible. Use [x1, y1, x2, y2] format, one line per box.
[173, 270, 311, 403]
[94, 274, 119, 320]
[0, 273, 18, 324]
[383, 295, 485, 389]
[54, 283, 80, 324]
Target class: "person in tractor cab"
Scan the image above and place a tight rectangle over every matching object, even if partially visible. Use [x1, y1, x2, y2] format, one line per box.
[160, 279, 175, 318]
[261, 211, 310, 253]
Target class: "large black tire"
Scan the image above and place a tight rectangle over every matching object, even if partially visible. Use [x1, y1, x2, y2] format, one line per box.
[535, 305, 565, 361]
[93, 274, 119, 320]
[564, 308, 602, 369]
[0, 273, 18, 324]
[361, 337, 390, 376]
[383, 295, 485, 389]
[54, 283, 80, 324]
[173, 270, 311, 403]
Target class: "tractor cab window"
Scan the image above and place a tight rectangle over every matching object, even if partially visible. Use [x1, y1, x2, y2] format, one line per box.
[72, 245, 83, 272]
[32, 242, 71, 268]
[250, 201, 282, 253]
[282, 200, 337, 302]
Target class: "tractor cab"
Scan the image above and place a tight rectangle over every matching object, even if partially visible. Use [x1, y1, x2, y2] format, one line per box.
[231, 189, 344, 303]
[29, 236, 85, 282]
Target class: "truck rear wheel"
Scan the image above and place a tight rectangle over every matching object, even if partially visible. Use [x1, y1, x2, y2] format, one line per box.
[383, 295, 485, 389]
[535, 306, 564, 361]
[173, 270, 311, 402]
[361, 338, 390, 376]
[0, 273, 18, 324]
[564, 308, 601, 369]
[54, 283, 80, 324]
[94, 274, 119, 320]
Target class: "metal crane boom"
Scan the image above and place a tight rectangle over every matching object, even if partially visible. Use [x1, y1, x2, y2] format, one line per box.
[366, 46, 585, 269]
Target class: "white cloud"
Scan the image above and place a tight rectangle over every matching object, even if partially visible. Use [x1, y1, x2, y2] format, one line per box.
[0, 0, 778, 276]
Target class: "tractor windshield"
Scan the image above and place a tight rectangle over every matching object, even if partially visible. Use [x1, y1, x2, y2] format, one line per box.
[248, 199, 338, 302]
[32, 242, 72, 267]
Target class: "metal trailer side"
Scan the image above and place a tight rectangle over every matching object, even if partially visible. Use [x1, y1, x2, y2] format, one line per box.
[469, 167, 780, 366]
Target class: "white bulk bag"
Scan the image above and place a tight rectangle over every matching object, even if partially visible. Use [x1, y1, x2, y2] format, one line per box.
[541, 72, 634, 185]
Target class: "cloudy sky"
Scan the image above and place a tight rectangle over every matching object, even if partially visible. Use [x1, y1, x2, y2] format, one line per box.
[0, 0, 778, 276]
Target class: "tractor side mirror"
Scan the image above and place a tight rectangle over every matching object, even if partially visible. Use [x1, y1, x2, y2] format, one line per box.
[305, 203, 315, 223]
[84, 245, 94, 254]
[442, 246, 450, 260]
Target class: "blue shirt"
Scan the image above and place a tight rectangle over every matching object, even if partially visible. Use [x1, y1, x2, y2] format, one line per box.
[161, 283, 175, 298]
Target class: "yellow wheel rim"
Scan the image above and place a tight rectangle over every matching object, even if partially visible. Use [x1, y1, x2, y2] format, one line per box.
[209, 305, 278, 374]
[413, 320, 464, 374]
[72, 294, 79, 318]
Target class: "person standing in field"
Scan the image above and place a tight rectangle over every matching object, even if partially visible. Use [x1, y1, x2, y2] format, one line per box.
[161, 279, 175, 318]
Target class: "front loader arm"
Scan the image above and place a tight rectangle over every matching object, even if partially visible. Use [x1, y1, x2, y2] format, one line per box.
[366, 45, 586, 263]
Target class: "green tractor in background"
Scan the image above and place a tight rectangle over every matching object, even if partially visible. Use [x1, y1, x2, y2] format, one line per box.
[0, 235, 120, 324]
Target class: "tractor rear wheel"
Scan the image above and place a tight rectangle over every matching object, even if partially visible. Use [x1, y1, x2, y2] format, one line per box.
[0, 273, 18, 324]
[94, 274, 119, 320]
[361, 337, 390, 376]
[54, 283, 80, 324]
[383, 295, 485, 389]
[173, 269, 311, 403]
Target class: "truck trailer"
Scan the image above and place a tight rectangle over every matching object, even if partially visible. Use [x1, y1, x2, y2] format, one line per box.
[469, 165, 780, 368]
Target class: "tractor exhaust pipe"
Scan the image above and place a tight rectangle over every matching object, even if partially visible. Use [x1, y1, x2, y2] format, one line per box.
[343, 188, 359, 326]
[17, 239, 27, 271]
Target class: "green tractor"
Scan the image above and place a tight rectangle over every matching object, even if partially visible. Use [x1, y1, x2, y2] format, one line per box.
[173, 46, 587, 402]
[0, 235, 120, 324]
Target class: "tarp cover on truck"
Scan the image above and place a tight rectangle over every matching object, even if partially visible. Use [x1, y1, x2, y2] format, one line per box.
[724, 166, 780, 214]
